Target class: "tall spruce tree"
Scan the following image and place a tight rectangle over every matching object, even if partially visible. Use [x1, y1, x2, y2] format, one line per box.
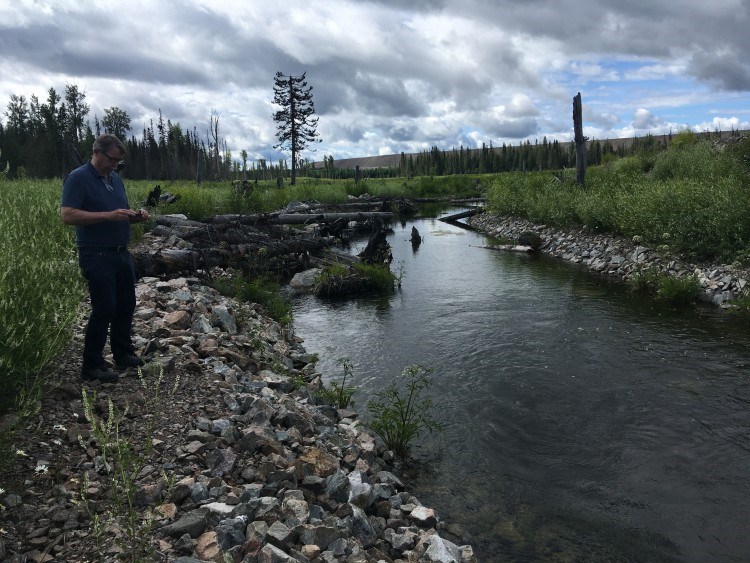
[272, 71, 320, 185]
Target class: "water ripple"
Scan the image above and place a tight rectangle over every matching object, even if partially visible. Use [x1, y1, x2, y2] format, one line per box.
[293, 218, 750, 562]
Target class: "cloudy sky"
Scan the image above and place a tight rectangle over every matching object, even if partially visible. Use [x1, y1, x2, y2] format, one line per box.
[1, 0, 748, 164]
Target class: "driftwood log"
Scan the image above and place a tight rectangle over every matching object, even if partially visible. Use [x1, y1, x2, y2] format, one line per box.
[205, 211, 392, 226]
[439, 207, 483, 223]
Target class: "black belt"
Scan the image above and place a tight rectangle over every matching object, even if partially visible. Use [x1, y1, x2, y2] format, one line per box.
[79, 246, 129, 252]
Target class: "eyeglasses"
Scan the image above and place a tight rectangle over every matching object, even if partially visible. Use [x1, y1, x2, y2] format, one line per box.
[97, 149, 124, 165]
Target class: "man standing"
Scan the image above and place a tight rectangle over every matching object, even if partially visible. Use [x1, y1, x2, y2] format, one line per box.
[61, 134, 150, 383]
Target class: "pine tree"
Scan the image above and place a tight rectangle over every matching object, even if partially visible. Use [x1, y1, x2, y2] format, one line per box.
[272, 71, 320, 185]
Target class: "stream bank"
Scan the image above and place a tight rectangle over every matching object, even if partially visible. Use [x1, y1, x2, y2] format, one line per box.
[0, 223, 475, 562]
[469, 212, 750, 308]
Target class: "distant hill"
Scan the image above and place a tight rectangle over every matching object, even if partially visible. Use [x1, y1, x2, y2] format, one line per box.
[313, 129, 748, 170]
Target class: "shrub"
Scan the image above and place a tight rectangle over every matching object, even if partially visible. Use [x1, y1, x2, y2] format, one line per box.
[669, 128, 697, 150]
[315, 357, 356, 409]
[657, 274, 701, 305]
[630, 267, 701, 305]
[367, 365, 444, 460]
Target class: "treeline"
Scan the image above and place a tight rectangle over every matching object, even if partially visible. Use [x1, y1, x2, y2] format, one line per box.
[0, 84, 737, 182]
[0, 84, 297, 182]
[310, 130, 736, 180]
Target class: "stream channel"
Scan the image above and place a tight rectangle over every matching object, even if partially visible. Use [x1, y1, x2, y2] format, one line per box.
[291, 205, 750, 562]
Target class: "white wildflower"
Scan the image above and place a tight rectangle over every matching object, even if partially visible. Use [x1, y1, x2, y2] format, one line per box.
[53, 424, 67, 432]
[35, 462, 49, 474]
[15, 449, 27, 457]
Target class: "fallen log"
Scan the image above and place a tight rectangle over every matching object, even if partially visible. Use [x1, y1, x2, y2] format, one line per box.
[473, 244, 534, 253]
[274, 212, 393, 224]
[439, 208, 483, 222]
[206, 211, 393, 225]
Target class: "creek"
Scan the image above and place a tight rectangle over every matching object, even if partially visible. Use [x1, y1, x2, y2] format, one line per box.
[291, 206, 750, 562]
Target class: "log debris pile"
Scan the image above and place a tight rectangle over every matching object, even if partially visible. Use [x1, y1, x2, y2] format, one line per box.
[131, 196, 410, 285]
[131, 215, 334, 280]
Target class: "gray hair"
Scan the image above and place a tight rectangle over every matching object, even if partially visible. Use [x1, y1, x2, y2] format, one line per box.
[93, 134, 126, 155]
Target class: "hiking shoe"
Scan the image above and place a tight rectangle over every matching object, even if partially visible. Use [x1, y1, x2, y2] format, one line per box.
[82, 367, 119, 384]
[114, 354, 145, 369]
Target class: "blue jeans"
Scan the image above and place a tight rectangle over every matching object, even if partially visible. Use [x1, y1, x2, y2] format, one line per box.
[78, 248, 136, 370]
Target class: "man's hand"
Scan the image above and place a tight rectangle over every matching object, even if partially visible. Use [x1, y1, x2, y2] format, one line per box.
[129, 208, 151, 223]
[61, 207, 150, 225]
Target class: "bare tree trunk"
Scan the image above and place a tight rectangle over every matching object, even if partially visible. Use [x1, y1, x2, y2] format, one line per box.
[573, 92, 586, 185]
[210, 112, 220, 180]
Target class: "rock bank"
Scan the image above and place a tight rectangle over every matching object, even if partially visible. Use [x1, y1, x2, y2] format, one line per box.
[0, 275, 475, 562]
[469, 213, 750, 308]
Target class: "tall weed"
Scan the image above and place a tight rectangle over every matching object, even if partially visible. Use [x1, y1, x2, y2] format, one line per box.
[0, 179, 84, 414]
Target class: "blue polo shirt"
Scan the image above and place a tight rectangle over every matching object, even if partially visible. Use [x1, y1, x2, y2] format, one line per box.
[62, 162, 132, 248]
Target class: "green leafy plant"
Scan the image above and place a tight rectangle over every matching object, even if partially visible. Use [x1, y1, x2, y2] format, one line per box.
[630, 266, 701, 305]
[216, 270, 293, 328]
[315, 357, 356, 408]
[656, 274, 702, 305]
[367, 364, 444, 460]
[313, 262, 397, 297]
[77, 362, 177, 561]
[630, 265, 661, 296]
[728, 293, 750, 317]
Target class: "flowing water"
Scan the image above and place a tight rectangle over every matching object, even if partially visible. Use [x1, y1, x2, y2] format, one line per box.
[291, 207, 750, 562]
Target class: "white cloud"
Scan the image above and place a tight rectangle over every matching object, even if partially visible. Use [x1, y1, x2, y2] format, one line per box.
[0, 0, 747, 163]
[632, 108, 662, 130]
[696, 116, 750, 132]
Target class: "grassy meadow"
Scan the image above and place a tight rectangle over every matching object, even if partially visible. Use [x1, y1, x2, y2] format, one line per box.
[486, 134, 750, 262]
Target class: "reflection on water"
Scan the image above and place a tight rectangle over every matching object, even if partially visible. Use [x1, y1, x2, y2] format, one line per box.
[292, 210, 750, 562]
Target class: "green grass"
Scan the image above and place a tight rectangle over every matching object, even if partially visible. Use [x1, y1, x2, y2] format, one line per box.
[630, 266, 702, 305]
[313, 262, 397, 297]
[122, 174, 486, 220]
[485, 138, 750, 263]
[214, 270, 293, 328]
[0, 179, 86, 414]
